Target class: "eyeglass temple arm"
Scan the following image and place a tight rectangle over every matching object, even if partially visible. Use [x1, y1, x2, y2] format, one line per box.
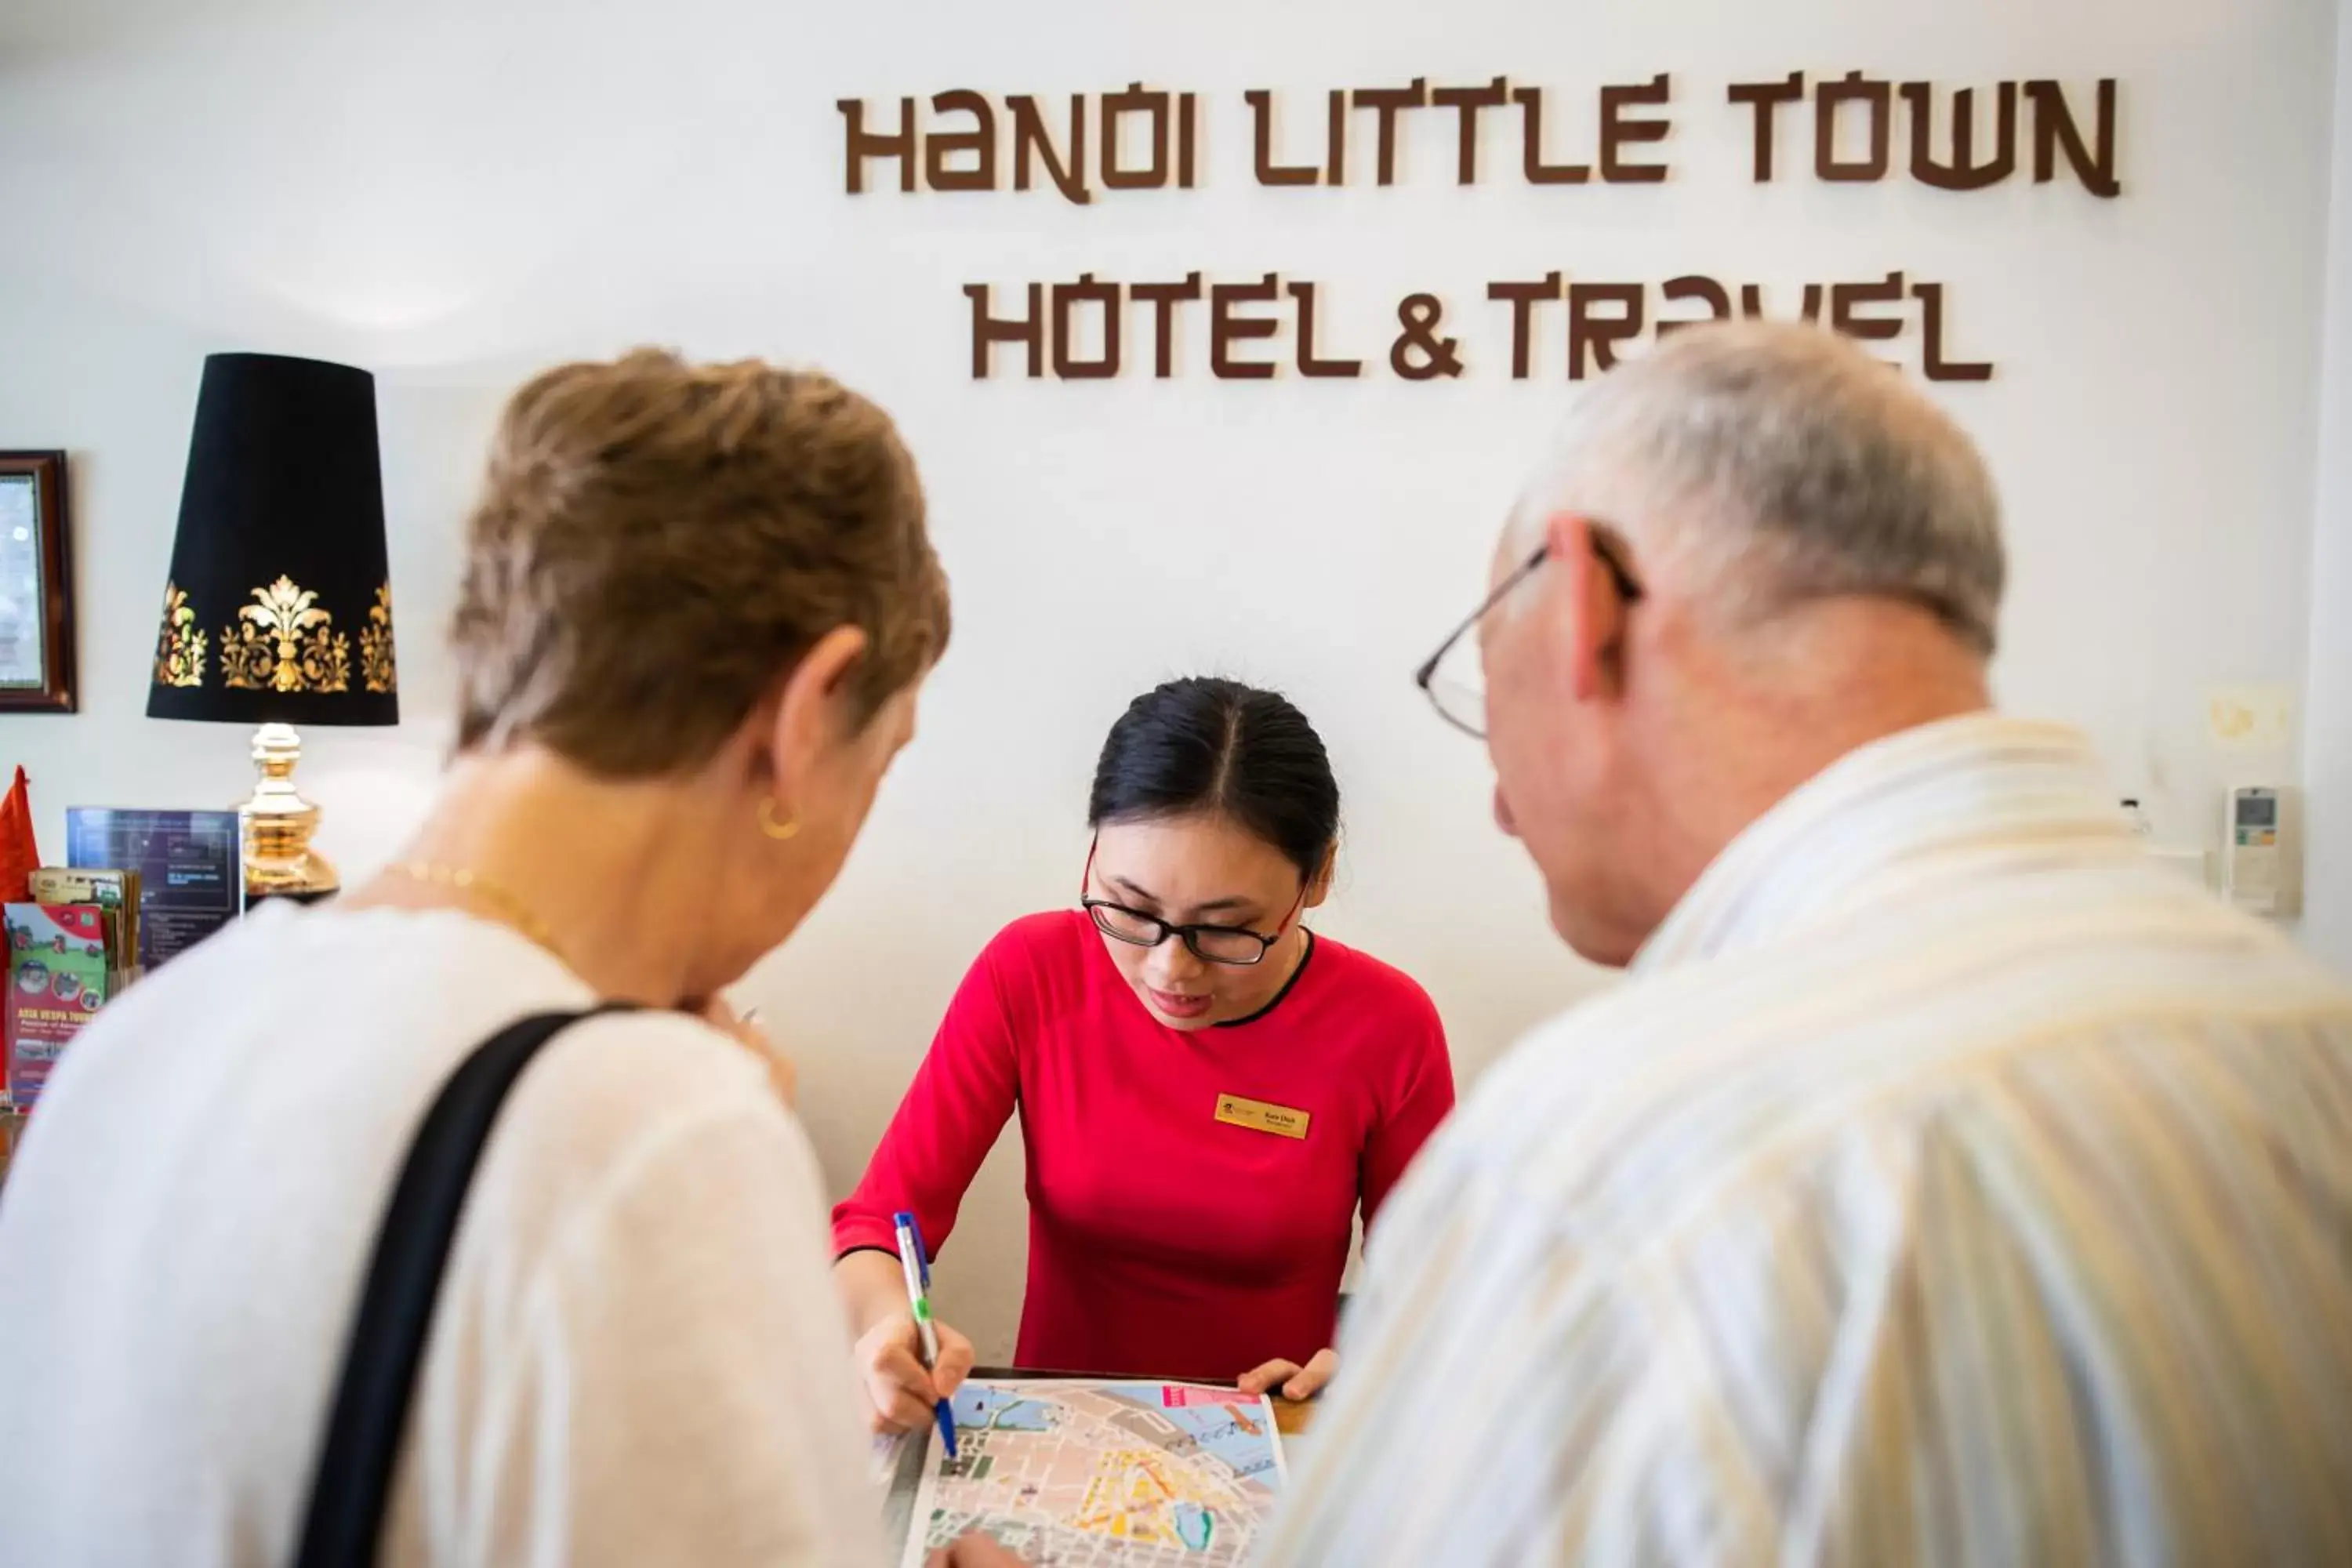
[1415, 544, 1549, 687]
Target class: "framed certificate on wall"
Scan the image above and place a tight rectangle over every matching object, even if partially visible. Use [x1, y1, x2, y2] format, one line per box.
[0, 451, 74, 713]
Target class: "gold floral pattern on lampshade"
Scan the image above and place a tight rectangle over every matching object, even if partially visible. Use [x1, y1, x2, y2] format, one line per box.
[151, 583, 208, 688]
[220, 576, 350, 695]
[360, 584, 397, 695]
[154, 576, 398, 696]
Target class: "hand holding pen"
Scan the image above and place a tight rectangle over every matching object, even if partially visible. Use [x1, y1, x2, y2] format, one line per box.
[842, 1220, 977, 1436]
[895, 1211, 961, 1458]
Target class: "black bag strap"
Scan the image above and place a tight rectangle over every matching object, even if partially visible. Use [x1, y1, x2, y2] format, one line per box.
[294, 1005, 633, 1568]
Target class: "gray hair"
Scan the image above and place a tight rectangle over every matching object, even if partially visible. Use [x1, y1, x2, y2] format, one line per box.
[1507, 321, 2005, 654]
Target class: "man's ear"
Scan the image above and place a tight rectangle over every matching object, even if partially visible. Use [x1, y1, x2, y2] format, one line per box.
[757, 624, 869, 804]
[1542, 511, 1632, 702]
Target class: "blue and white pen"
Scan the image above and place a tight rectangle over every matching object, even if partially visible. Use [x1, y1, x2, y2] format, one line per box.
[892, 1210, 959, 1461]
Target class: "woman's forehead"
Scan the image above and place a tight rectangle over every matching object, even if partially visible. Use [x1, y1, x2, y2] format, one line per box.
[1094, 815, 1294, 896]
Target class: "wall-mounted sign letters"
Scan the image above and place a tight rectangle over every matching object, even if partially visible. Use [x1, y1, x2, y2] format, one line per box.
[840, 73, 2125, 383]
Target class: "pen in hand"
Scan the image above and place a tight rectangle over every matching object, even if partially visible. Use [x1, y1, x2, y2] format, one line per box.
[893, 1210, 960, 1460]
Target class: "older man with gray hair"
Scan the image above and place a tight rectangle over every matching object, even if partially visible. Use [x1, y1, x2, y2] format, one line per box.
[1260, 322, 2352, 1565]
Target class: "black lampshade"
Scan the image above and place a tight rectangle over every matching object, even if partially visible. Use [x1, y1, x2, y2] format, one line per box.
[146, 353, 399, 727]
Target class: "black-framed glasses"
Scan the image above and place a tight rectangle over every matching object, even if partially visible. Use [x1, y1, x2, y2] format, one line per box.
[1080, 840, 1307, 966]
[1412, 529, 1646, 739]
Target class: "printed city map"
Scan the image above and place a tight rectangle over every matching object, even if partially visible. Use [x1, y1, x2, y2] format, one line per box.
[901, 1380, 1286, 1566]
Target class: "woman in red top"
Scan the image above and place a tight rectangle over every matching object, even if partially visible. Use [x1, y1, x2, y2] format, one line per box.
[833, 677, 1455, 1431]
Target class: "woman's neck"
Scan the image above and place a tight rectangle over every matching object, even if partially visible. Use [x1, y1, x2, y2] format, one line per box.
[348, 748, 728, 1007]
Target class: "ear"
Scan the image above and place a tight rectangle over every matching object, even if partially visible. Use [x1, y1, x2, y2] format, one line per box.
[1541, 511, 1631, 703]
[1303, 844, 1338, 910]
[757, 624, 870, 806]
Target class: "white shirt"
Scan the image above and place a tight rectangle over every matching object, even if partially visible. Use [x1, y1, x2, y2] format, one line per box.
[0, 904, 880, 1568]
[1261, 715, 2352, 1566]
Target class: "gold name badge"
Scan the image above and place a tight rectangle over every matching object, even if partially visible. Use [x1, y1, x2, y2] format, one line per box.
[1214, 1093, 1312, 1140]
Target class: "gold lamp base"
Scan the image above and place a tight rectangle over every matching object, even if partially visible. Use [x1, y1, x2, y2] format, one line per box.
[238, 722, 338, 899]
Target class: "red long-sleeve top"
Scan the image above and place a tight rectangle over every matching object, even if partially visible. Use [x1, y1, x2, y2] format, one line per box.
[833, 910, 1455, 1381]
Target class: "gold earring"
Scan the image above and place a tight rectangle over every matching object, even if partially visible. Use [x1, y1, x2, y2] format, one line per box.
[759, 797, 801, 841]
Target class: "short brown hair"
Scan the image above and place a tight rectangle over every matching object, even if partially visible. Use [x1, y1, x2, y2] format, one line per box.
[451, 350, 949, 774]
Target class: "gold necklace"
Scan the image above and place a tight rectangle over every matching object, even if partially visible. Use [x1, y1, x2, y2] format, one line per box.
[387, 861, 560, 955]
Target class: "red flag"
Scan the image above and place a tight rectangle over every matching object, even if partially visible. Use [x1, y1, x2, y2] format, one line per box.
[0, 767, 40, 903]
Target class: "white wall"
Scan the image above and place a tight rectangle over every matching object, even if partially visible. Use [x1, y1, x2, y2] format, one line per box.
[0, 0, 2339, 1356]
[2306, 0, 2352, 975]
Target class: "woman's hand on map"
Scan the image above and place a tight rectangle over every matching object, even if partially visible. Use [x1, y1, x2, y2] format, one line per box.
[926, 1533, 1030, 1567]
[1238, 1346, 1338, 1401]
[854, 1308, 976, 1432]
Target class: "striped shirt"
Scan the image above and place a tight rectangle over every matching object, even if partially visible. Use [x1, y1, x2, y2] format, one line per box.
[1260, 715, 2352, 1566]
